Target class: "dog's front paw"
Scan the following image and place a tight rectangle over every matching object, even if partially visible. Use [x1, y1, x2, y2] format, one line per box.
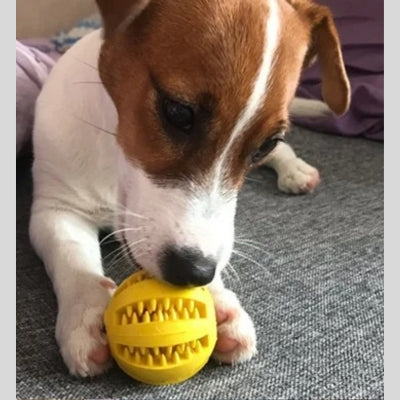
[212, 289, 257, 364]
[277, 157, 320, 194]
[56, 278, 116, 377]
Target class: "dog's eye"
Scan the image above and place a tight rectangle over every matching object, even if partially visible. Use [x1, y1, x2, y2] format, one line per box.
[251, 132, 286, 165]
[162, 97, 194, 133]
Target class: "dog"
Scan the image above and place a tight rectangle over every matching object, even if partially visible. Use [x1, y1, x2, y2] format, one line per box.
[29, 0, 350, 377]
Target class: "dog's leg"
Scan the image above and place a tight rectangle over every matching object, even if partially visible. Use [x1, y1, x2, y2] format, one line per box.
[208, 277, 257, 364]
[29, 206, 116, 377]
[263, 141, 320, 194]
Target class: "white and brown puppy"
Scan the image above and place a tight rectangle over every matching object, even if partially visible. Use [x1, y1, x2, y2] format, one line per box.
[29, 0, 350, 377]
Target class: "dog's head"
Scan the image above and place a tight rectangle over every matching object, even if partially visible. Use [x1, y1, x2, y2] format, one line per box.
[96, 0, 350, 286]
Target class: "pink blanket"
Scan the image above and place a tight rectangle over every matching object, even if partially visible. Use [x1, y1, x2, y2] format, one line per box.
[16, 39, 59, 155]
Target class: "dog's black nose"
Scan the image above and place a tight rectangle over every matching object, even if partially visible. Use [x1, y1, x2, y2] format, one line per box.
[160, 246, 216, 287]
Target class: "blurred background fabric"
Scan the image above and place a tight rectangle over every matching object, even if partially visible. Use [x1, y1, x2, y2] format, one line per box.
[293, 0, 384, 141]
[15, 0, 384, 157]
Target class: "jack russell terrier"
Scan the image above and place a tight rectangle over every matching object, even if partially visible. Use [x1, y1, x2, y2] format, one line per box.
[29, 0, 350, 377]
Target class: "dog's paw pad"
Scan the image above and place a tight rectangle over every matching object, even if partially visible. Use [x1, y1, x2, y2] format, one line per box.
[302, 168, 320, 192]
[278, 158, 320, 194]
[212, 294, 257, 364]
[57, 302, 113, 377]
[213, 323, 256, 364]
[215, 335, 240, 353]
[89, 344, 110, 365]
[60, 322, 112, 377]
[216, 307, 239, 324]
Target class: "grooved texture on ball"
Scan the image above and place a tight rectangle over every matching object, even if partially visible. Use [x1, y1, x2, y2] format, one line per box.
[103, 272, 217, 385]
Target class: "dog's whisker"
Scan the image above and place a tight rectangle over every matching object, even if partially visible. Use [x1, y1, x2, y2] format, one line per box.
[232, 249, 266, 270]
[244, 176, 264, 183]
[235, 240, 271, 257]
[221, 268, 234, 287]
[106, 250, 131, 271]
[99, 238, 120, 247]
[112, 203, 150, 220]
[104, 238, 147, 270]
[226, 261, 243, 293]
[102, 241, 133, 263]
[71, 55, 99, 71]
[99, 235, 126, 246]
[107, 251, 146, 274]
[226, 261, 241, 283]
[107, 243, 148, 271]
[100, 228, 145, 246]
[127, 237, 147, 247]
[233, 249, 272, 278]
[103, 244, 130, 265]
[99, 227, 144, 246]
[235, 235, 249, 241]
[235, 237, 267, 247]
[108, 237, 136, 254]
[73, 115, 117, 137]
[113, 212, 150, 221]
[107, 243, 138, 268]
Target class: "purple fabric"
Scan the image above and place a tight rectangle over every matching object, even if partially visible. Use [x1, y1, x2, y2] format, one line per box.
[16, 39, 60, 155]
[16, 2, 383, 156]
[293, 0, 384, 140]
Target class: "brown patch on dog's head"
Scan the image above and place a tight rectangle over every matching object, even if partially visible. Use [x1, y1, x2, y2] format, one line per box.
[97, 0, 267, 181]
[96, 0, 349, 190]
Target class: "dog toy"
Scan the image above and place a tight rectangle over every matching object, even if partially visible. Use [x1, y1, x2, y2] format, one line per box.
[104, 270, 217, 385]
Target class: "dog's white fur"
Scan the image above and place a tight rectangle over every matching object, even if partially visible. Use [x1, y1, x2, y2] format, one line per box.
[30, 20, 319, 375]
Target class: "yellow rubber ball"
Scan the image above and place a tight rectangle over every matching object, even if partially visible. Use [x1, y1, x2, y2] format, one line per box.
[104, 270, 217, 385]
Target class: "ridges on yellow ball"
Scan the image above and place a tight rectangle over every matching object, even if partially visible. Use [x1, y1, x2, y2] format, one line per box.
[104, 270, 217, 385]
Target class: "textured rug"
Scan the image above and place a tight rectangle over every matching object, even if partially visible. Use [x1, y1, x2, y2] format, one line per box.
[16, 127, 383, 400]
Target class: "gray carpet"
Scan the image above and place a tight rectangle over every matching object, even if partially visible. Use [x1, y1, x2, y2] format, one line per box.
[16, 127, 384, 400]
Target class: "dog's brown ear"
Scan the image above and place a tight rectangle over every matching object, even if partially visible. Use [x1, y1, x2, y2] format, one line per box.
[302, 4, 351, 115]
[95, 0, 151, 38]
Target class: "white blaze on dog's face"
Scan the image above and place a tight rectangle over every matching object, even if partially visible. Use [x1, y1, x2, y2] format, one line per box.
[96, 0, 350, 286]
[117, 156, 237, 285]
